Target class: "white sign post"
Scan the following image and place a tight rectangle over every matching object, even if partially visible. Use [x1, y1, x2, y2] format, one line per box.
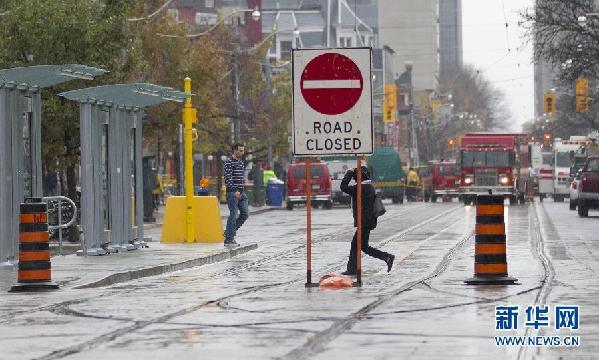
[292, 48, 373, 157]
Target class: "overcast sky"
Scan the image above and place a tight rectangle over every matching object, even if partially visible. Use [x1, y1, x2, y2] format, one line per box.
[462, 0, 534, 131]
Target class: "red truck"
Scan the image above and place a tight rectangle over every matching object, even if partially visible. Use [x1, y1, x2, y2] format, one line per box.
[459, 133, 531, 205]
[576, 156, 599, 217]
[431, 160, 460, 202]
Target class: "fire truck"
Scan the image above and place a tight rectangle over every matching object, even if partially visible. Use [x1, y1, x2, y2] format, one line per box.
[552, 137, 588, 202]
[529, 142, 554, 201]
[459, 133, 530, 205]
[431, 160, 460, 202]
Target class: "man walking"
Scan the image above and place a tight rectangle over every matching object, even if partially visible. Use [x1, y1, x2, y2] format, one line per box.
[341, 166, 394, 275]
[223, 143, 249, 246]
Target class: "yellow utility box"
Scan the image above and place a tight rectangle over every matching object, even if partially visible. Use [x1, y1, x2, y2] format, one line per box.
[161, 196, 224, 243]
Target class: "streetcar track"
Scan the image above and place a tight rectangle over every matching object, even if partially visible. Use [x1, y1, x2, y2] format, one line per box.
[170, 203, 438, 280]
[279, 229, 473, 360]
[31, 204, 463, 360]
[516, 202, 556, 360]
[33, 282, 289, 360]
[0, 204, 432, 324]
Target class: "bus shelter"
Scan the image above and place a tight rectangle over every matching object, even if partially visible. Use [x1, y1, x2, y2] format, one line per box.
[0, 65, 105, 266]
[59, 84, 187, 255]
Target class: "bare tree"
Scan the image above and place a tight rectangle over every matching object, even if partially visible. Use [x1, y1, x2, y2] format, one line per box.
[521, 0, 599, 83]
[422, 64, 511, 159]
[521, 0, 599, 137]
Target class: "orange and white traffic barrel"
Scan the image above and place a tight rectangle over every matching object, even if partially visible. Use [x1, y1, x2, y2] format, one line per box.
[464, 195, 518, 285]
[10, 198, 59, 292]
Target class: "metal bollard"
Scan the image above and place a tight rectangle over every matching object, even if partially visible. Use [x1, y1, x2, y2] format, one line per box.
[10, 198, 59, 292]
[464, 195, 518, 285]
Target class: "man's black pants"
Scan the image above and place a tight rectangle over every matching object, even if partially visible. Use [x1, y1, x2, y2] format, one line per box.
[346, 226, 392, 272]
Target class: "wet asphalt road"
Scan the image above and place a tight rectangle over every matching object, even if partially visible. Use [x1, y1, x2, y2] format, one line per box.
[1, 199, 598, 359]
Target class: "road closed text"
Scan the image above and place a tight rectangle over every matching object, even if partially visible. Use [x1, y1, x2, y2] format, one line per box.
[306, 138, 362, 151]
[306, 121, 362, 151]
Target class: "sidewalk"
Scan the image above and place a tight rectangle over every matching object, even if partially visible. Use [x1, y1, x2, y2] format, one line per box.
[1, 203, 281, 292]
[143, 201, 282, 230]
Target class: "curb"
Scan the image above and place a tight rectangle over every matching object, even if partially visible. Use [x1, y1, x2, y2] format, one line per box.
[74, 243, 258, 289]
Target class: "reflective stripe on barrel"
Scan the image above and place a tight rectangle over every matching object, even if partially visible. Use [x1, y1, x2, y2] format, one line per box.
[19, 213, 48, 223]
[476, 204, 504, 216]
[474, 263, 507, 276]
[18, 251, 50, 261]
[19, 232, 49, 242]
[18, 200, 51, 284]
[475, 224, 505, 235]
[18, 270, 51, 283]
[475, 243, 506, 255]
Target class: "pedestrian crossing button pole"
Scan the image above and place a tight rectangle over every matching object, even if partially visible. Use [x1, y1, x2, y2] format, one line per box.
[161, 78, 224, 244]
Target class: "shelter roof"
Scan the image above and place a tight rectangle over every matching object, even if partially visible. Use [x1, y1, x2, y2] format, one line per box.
[0, 64, 106, 91]
[59, 83, 188, 109]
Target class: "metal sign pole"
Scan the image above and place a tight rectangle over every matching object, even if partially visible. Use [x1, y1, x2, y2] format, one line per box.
[356, 156, 363, 286]
[305, 158, 313, 286]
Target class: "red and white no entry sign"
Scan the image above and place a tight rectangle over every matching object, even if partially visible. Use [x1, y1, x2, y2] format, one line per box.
[300, 53, 363, 116]
[292, 48, 372, 157]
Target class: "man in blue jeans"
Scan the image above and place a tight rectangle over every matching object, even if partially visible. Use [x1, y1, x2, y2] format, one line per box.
[223, 143, 248, 246]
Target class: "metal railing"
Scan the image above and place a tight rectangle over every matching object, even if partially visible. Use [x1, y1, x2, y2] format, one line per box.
[42, 196, 78, 256]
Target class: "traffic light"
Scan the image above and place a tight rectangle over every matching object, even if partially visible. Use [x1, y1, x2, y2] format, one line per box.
[530, 135, 536, 142]
[543, 133, 552, 143]
[383, 83, 397, 123]
[447, 138, 455, 149]
[544, 92, 556, 114]
[576, 77, 589, 113]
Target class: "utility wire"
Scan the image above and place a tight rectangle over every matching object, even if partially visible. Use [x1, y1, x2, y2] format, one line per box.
[501, 0, 511, 52]
[127, 0, 174, 22]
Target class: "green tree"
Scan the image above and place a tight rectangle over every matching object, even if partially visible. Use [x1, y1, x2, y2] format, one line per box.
[0, 0, 136, 202]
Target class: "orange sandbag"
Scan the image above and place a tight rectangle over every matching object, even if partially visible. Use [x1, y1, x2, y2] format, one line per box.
[318, 274, 353, 289]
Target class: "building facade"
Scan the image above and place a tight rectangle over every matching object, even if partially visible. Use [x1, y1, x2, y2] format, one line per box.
[439, 0, 462, 79]
[378, 0, 439, 91]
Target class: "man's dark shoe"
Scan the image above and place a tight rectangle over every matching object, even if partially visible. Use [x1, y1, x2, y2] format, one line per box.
[224, 239, 239, 247]
[386, 255, 395, 272]
[341, 270, 357, 276]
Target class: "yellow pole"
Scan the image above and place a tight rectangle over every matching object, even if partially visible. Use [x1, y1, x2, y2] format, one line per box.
[183, 77, 196, 243]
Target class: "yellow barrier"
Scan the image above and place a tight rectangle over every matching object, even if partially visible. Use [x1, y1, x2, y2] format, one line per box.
[161, 196, 224, 243]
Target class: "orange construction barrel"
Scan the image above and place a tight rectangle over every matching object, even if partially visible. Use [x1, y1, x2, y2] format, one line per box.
[464, 195, 518, 285]
[10, 198, 59, 292]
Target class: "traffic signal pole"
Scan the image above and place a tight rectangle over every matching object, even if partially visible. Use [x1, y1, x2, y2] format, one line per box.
[183, 77, 197, 243]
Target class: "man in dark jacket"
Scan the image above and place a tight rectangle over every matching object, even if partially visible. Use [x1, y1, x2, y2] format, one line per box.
[340, 166, 395, 275]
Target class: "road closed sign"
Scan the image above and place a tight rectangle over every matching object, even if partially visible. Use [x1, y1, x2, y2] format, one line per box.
[292, 48, 373, 156]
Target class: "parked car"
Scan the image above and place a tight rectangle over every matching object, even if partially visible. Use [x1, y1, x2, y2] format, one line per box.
[322, 157, 354, 205]
[577, 156, 599, 217]
[286, 162, 332, 210]
[569, 169, 582, 210]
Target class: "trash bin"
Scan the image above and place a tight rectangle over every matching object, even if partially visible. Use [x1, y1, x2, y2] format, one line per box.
[266, 181, 284, 207]
[244, 184, 254, 205]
